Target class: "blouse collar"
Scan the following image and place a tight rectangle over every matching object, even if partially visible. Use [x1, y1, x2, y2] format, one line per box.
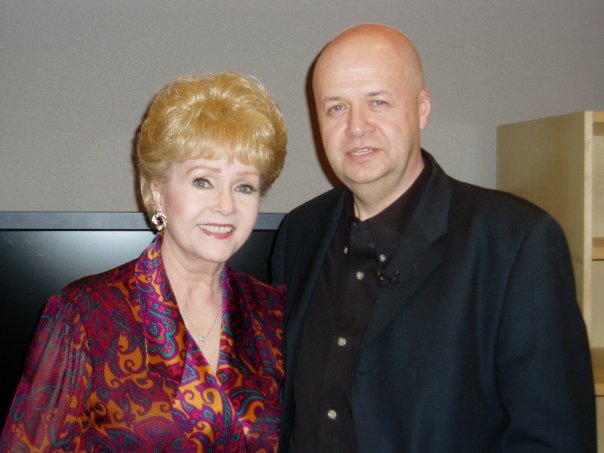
[134, 233, 189, 382]
[133, 234, 253, 386]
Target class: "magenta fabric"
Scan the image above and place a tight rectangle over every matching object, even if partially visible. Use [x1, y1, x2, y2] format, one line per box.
[1, 234, 285, 452]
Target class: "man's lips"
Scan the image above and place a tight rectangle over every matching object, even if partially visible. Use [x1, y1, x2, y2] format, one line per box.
[348, 147, 376, 157]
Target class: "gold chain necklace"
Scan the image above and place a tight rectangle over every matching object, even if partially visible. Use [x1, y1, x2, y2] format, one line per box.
[182, 306, 221, 344]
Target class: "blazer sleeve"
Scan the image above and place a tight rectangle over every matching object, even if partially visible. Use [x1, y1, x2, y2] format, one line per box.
[0, 293, 92, 451]
[271, 214, 289, 287]
[497, 214, 596, 452]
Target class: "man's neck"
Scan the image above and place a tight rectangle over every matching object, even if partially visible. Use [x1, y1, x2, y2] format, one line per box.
[350, 160, 425, 221]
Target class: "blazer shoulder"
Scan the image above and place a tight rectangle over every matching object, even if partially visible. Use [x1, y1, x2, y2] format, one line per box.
[287, 186, 345, 221]
[451, 179, 553, 223]
[272, 187, 345, 280]
[278, 186, 345, 240]
[447, 179, 570, 251]
[415, 155, 557, 243]
[421, 150, 550, 226]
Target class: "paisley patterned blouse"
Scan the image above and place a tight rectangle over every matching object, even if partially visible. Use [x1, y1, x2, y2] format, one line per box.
[0, 235, 285, 452]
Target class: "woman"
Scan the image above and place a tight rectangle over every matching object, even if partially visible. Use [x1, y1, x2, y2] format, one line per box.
[1, 71, 287, 452]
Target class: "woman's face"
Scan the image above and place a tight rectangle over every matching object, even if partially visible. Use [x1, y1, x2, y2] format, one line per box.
[152, 157, 260, 270]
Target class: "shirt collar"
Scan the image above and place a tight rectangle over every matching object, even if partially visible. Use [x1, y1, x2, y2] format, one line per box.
[344, 154, 432, 261]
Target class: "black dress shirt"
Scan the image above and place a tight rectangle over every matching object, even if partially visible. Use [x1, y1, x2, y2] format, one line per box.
[291, 159, 431, 453]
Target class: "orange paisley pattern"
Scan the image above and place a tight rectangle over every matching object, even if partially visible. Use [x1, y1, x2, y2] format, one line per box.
[0, 235, 285, 452]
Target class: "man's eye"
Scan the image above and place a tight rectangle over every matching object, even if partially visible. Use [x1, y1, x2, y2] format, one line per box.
[193, 177, 212, 188]
[327, 104, 344, 115]
[372, 99, 387, 107]
[235, 184, 258, 194]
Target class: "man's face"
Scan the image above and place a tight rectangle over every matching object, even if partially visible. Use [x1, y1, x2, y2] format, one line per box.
[313, 37, 431, 211]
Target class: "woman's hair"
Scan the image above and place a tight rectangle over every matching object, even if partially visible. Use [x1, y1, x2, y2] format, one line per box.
[136, 71, 287, 216]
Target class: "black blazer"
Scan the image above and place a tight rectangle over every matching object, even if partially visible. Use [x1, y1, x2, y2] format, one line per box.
[271, 152, 596, 452]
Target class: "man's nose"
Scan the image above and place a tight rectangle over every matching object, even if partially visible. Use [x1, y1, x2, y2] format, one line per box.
[346, 106, 372, 138]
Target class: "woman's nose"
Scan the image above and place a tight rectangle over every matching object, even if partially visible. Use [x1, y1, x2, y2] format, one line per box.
[213, 189, 235, 214]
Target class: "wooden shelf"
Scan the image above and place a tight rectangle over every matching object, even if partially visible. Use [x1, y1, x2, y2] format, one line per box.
[594, 238, 604, 261]
[498, 112, 604, 449]
[593, 348, 604, 396]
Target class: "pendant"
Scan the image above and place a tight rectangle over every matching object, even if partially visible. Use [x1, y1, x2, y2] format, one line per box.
[199, 335, 207, 343]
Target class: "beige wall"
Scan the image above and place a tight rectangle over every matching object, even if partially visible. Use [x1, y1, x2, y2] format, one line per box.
[1, 0, 603, 214]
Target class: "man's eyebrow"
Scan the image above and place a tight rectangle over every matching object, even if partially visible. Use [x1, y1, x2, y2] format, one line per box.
[321, 91, 389, 103]
[321, 95, 343, 103]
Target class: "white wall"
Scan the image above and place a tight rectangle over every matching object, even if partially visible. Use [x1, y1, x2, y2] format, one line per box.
[1, 0, 603, 214]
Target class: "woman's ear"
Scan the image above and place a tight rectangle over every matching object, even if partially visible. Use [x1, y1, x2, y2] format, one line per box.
[150, 181, 163, 212]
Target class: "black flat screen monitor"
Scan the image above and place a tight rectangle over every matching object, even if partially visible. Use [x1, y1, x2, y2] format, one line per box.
[0, 211, 284, 430]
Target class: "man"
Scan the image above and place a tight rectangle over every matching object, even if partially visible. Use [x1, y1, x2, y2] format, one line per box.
[271, 23, 596, 452]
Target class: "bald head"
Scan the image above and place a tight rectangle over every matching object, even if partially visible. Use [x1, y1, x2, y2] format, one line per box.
[310, 24, 432, 219]
[313, 24, 426, 96]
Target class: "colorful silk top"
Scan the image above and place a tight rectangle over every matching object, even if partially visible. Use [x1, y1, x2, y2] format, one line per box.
[0, 234, 285, 452]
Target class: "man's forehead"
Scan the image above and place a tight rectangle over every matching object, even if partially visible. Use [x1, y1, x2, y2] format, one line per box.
[334, 65, 400, 79]
[316, 45, 404, 79]
[315, 64, 403, 94]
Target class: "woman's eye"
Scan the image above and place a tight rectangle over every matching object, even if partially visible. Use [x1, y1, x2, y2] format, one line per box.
[193, 177, 212, 189]
[235, 184, 257, 194]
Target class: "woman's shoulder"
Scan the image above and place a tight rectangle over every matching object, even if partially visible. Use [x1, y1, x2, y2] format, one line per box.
[224, 268, 285, 354]
[35, 258, 140, 352]
[54, 258, 138, 310]
[224, 267, 285, 308]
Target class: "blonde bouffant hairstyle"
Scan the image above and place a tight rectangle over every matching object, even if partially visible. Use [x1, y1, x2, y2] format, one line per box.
[136, 71, 287, 217]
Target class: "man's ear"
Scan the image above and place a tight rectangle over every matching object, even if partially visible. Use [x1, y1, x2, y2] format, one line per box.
[418, 89, 432, 130]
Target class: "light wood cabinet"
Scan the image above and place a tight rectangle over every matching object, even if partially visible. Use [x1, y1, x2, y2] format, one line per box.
[498, 111, 604, 448]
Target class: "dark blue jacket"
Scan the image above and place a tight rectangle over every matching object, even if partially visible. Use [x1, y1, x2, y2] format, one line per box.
[272, 151, 595, 452]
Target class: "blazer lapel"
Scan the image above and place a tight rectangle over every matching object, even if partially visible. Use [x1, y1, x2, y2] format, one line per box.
[362, 223, 441, 346]
[285, 187, 345, 370]
[362, 154, 453, 347]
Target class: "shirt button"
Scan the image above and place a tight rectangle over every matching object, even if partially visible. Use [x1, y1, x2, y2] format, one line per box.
[337, 337, 347, 347]
[356, 271, 364, 281]
[327, 409, 337, 420]
[343, 246, 348, 254]
[379, 254, 387, 263]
